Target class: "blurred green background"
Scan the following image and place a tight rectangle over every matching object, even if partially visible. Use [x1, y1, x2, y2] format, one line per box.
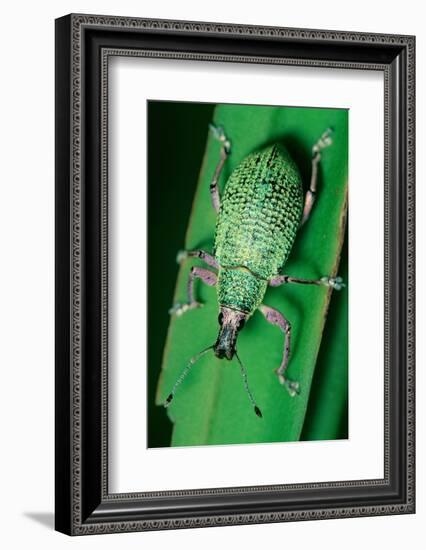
[148, 101, 348, 448]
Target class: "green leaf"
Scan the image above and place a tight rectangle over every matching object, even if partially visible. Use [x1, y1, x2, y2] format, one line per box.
[300, 231, 349, 441]
[155, 103, 348, 447]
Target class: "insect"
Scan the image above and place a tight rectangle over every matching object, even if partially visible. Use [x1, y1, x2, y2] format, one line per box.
[164, 124, 344, 417]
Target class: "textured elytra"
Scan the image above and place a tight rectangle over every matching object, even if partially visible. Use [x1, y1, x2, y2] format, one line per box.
[215, 144, 303, 277]
[214, 144, 303, 313]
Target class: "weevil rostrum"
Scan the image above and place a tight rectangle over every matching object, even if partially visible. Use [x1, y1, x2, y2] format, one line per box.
[164, 124, 344, 418]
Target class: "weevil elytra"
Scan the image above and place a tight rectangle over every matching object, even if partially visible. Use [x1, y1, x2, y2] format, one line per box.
[165, 124, 344, 417]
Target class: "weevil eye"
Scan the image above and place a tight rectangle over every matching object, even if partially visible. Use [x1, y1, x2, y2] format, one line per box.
[218, 312, 224, 325]
[237, 319, 246, 331]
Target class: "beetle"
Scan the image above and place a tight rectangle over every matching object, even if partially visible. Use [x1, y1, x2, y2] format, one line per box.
[164, 124, 344, 417]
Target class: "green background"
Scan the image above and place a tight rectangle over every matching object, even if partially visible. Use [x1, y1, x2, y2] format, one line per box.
[148, 101, 348, 448]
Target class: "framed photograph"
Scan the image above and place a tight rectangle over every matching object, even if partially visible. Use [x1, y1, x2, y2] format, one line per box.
[55, 14, 415, 535]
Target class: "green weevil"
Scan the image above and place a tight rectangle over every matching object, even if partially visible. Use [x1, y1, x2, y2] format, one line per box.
[165, 124, 344, 417]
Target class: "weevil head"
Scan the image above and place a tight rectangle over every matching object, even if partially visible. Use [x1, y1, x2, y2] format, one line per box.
[164, 305, 261, 418]
[214, 306, 248, 360]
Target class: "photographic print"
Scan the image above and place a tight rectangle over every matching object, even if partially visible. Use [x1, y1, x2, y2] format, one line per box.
[148, 101, 348, 448]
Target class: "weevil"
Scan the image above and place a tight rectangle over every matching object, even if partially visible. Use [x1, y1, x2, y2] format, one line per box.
[164, 124, 344, 417]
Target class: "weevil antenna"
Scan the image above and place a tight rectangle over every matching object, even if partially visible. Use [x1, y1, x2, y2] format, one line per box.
[164, 346, 214, 408]
[235, 352, 263, 418]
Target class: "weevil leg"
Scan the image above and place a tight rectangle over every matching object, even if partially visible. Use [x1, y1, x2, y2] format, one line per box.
[301, 127, 333, 226]
[208, 124, 231, 213]
[269, 274, 344, 291]
[176, 249, 219, 270]
[169, 267, 217, 316]
[258, 304, 300, 397]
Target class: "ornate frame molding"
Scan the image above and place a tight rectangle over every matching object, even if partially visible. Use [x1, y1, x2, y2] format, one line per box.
[55, 14, 415, 535]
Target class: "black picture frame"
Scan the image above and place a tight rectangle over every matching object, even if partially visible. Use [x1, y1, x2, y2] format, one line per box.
[55, 13, 415, 535]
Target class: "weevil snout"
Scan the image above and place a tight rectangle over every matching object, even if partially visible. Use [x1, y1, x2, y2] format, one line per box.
[214, 346, 232, 360]
[214, 306, 247, 360]
[214, 323, 236, 360]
